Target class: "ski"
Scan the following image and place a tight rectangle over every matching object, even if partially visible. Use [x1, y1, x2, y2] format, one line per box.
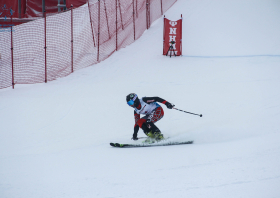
[110, 141, 193, 148]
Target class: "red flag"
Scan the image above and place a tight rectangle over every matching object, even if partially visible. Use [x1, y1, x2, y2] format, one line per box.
[163, 17, 182, 56]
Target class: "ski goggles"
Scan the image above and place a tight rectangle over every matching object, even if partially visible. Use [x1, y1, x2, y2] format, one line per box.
[127, 100, 134, 106]
[127, 94, 137, 106]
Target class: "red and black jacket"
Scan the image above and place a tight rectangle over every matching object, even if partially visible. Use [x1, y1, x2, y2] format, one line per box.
[133, 96, 171, 137]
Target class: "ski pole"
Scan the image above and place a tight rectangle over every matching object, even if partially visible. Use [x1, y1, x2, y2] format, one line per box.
[173, 107, 203, 117]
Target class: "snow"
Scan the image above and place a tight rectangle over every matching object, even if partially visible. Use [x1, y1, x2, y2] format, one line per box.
[1, 0, 280, 197]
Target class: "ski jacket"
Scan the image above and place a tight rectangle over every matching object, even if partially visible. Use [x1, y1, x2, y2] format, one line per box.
[133, 98, 160, 115]
[133, 97, 168, 136]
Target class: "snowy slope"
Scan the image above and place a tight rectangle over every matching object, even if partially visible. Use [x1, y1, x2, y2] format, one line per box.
[1, 0, 280, 198]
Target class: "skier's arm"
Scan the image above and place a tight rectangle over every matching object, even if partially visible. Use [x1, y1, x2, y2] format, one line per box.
[143, 97, 174, 109]
[133, 125, 139, 140]
[132, 111, 140, 140]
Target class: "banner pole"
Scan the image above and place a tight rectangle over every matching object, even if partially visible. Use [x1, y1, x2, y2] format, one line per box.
[71, 5, 73, 73]
[104, 0, 111, 39]
[88, 0, 96, 46]
[97, 0, 100, 62]
[44, 10, 47, 83]
[136, 0, 138, 18]
[11, 16, 14, 89]
[163, 15, 165, 55]
[116, 0, 118, 51]
[181, 14, 182, 56]
[133, 0, 136, 40]
[118, 0, 124, 30]
[160, 0, 163, 15]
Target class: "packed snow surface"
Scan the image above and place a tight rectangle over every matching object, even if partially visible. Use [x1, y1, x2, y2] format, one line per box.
[1, 0, 280, 197]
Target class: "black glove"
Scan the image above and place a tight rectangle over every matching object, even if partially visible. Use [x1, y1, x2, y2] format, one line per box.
[132, 137, 138, 141]
[165, 101, 175, 109]
[132, 133, 138, 140]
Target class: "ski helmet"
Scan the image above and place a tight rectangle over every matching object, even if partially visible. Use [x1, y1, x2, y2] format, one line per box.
[126, 93, 138, 106]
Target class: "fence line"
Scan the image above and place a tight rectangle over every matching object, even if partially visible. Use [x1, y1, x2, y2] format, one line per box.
[0, 0, 177, 89]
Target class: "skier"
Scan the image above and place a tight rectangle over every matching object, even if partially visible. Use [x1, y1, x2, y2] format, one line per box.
[126, 93, 174, 141]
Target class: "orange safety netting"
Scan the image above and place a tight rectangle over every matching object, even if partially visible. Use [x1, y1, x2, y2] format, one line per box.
[0, 0, 177, 89]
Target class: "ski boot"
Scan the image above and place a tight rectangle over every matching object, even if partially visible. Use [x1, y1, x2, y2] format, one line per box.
[144, 131, 164, 143]
[154, 132, 164, 141]
[141, 123, 154, 143]
[142, 122, 164, 143]
[142, 131, 154, 143]
[147, 121, 163, 140]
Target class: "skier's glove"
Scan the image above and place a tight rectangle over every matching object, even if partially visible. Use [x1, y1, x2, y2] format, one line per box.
[165, 102, 175, 109]
[132, 133, 138, 141]
[131, 136, 138, 141]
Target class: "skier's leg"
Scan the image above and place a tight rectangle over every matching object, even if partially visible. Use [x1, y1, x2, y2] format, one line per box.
[136, 118, 151, 136]
[146, 107, 165, 140]
[136, 117, 156, 138]
[141, 123, 152, 136]
[136, 107, 165, 139]
[146, 121, 160, 133]
[146, 121, 164, 140]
